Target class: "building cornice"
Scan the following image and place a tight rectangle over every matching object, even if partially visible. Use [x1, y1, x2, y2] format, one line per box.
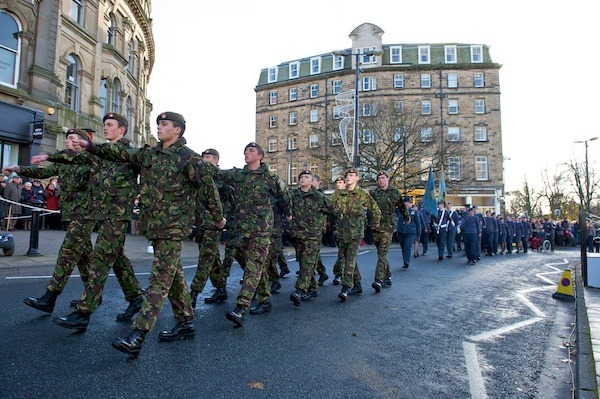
[126, 0, 154, 74]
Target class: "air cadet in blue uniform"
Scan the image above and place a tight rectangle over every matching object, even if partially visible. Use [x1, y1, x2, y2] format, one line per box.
[396, 196, 420, 269]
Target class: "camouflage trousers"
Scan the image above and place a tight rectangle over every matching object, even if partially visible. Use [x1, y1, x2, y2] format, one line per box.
[47, 219, 94, 294]
[76, 219, 142, 314]
[266, 235, 287, 282]
[235, 236, 271, 310]
[214, 235, 243, 289]
[133, 239, 193, 332]
[190, 228, 222, 293]
[338, 239, 362, 288]
[373, 230, 393, 282]
[294, 238, 320, 293]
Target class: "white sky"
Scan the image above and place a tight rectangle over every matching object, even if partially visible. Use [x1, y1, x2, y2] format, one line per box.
[147, 0, 598, 193]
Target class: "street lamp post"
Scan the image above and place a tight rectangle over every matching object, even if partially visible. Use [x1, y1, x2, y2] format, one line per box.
[333, 49, 383, 168]
[575, 136, 598, 213]
[575, 136, 598, 287]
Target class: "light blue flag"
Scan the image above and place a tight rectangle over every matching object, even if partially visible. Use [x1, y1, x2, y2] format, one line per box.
[437, 166, 447, 204]
[422, 165, 437, 215]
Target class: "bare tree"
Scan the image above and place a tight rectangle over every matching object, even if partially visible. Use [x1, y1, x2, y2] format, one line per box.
[565, 158, 600, 213]
[538, 167, 569, 218]
[506, 179, 543, 218]
[311, 99, 464, 190]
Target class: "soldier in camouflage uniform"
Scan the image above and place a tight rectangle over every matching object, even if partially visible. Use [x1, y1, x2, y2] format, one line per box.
[33, 114, 144, 331]
[288, 170, 335, 306]
[5, 129, 94, 314]
[221, 142, 292, 327]
[369, 171, 409, 293]
[70, 112, 224, 357]
[189, 148, 227, 308]
[330, 176, 347, 285]
[331, 168, 381, 302]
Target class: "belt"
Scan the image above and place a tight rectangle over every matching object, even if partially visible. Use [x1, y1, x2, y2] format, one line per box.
[439, 224, 447, 228]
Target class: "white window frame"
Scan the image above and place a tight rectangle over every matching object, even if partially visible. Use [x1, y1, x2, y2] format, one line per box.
[65, 54, 80, 111]
[474, 99, 486, 114]
[288, 136, 298, 150]
[471, 45, 483, 63]
[268, 137, 277, 152]
[288, 162, 298, 185]
[269, 91, 277, 105]
[331, 131, 342, 146]
[268, 67, 278, 83]
[421, 100, 432, 115]
[333, 55, 344, 70]
[474, 72, 485, 88]
[310, 57, 321, 74]
[310, 83, 319, 98]
[444, 45, 457, 64]
[362, 103, 372, 117]
[309, 134, 319, 148]
[360, 47, 378, 64]
[393, 74, 404, 88]
[447, 127, 460, 142]
[332, 106, 342, 120]
[420, 127, 433, 142]
[289, 61, 299, 79]
[390, 46, 402, 64]
[447, 72, 458, 88]
[474, 126, 488, 142]
[71, 0, 84, 24]
[269, 115, 277, 128]
[269, 164, 277, 174]
[421, 157, 433, 180]
[289, 88, 297, 101]
[112, 78, 121, 113]
[448, 99, 458, 114]
[448, 157, 461, 180]
[332, 80, 341, 94]
[309, 109, 319, 122]
[289, 111, 297, 125]
[421, 73, 431, 88]
[394, 101, 404, 114]
[0, 11, 21, 88]
[361, 129, 376, 144]
[107, 13, 116, 45]
[475, 156, 488, 180]
[418, 46, 430, 64]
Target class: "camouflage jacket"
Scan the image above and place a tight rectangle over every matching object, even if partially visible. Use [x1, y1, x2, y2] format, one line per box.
[331, 186, 382, 241]
[219, 163, 291, 239]
[196, 165, 229, 231]
[288, 186, 335, 240]
[369, 184, 408, 232]
[86, 137, 223, 240]
[19, 158, 93, 221]
[47, 139, 139, 221]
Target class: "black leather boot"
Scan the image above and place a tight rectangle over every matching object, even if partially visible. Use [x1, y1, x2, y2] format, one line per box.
[225, 306, 245, 326]
[52, 311, 90, 331]
[249, 300, 272, 315]
[23, 290, 58, 313]
[116, 296, 144, 322]
[338, 286, 349, 302]
[112, 329, 146, 358]
[158, 321, 195, 342]
[290, 290, 302, 307]
[204, 287, 227, 304]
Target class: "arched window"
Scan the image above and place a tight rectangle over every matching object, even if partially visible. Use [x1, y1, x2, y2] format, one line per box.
[65, 54, 80, 111]
[127, 41, 134, 74]
[0, 11, 20, 87]
[107, 13, 116, 45]
[126, 96, 132, 127]
[112, 78, 121, 113]
[99, 78, 108, 115]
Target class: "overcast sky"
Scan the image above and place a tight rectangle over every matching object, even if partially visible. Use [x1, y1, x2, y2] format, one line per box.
[147, 0, 597, 193]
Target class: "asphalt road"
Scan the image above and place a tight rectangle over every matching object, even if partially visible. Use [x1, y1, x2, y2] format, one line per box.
[0, 245, 579, 399]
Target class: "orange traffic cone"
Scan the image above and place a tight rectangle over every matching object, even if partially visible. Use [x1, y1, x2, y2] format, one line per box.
[552, 269, 575, 301]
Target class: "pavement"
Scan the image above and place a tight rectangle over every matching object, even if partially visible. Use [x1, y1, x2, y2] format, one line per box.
[0, 228, 599, 397]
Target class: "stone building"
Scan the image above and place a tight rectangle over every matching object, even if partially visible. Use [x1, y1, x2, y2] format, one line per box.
[255, 22, 504, 212]
[0, 0, 155, 167]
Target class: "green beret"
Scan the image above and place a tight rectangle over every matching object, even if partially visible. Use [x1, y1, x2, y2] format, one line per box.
[298, 169, 313, 179]
[103, 112, 128, 127]
[65, 128, 90, 141]
[202, 148, 219, 157]
[156, 111, 186, 125]
[345, 167, 359, 177]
